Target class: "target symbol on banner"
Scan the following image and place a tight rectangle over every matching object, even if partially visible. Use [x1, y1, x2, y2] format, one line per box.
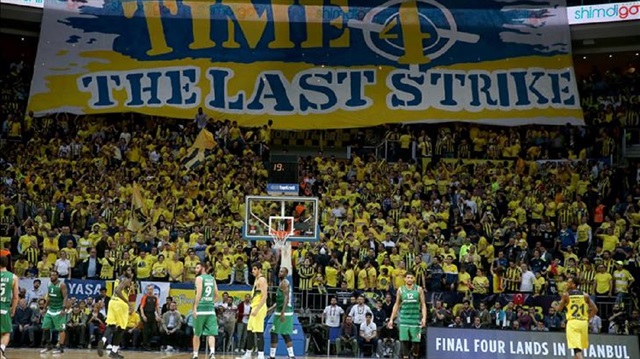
[349, 0, 480, 66]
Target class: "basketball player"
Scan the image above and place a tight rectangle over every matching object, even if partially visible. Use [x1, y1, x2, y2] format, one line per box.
[268, 267, 295, 359]
[41, 270, 69, 354]
[0, 256, 19, 359]
[555, 276, 598, 359]
[387, 271, 427, 359]
[192, 263, 219, 359]
[237, 263, 268, 359]
[98, 265, 133, 358]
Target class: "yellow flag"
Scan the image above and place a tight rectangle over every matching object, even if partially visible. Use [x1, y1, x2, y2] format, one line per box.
[191, 129, 216, 150]
[181, 148, 206, 170]
[181, 129, 215, 170]
[127, 182, 148, 232]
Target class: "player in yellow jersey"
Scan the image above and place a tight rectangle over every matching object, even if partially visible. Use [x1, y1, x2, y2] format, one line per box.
[555, 276, 598, 359]
[97, 266, 133, 359]
[237, 263, 268, 359]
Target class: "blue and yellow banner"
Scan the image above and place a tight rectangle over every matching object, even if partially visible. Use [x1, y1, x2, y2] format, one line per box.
[170, 282, 251, 315]
[29, 0, 583, 129]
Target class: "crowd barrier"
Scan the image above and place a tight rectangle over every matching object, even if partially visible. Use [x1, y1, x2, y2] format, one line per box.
[19, 278, 629, 321]
[427, 327, 639, 359]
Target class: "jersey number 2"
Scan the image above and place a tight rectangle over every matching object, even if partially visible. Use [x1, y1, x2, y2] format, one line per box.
[570, 303, 585, 317]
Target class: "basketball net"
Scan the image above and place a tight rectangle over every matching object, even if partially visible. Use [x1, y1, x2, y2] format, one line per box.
[271, 220, 293, 276]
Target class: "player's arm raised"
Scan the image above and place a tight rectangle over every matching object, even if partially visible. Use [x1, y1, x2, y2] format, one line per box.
[419, 286, 427, 327]
[554, 292, 569, 312]
[388, 287, 402, 329]
[586, 293, 598, 318]
[10, 273, 19, 316]
[192, 276, 203, 319]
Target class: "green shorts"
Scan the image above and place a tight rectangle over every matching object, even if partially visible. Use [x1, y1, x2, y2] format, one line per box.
[42, 311, 67, 331]
[194, 314, 218, 337]
[270, 312, 293, 335]
[0, 310, 11, 335]
[398, 325, 422, 342]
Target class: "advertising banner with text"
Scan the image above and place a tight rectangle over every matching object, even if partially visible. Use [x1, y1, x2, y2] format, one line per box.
[28, 0, 583, 129]
[427, 327, 640, 359]
[567, 2, 640, 25]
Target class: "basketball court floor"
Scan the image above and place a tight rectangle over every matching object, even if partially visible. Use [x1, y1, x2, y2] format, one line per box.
[6, 348, 345, 359]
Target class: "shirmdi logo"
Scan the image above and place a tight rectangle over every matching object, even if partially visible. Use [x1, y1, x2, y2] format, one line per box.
[569, 2, 640, 24]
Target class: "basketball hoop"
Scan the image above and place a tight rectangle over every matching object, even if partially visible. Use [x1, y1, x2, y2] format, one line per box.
[271, 230, 290, 250]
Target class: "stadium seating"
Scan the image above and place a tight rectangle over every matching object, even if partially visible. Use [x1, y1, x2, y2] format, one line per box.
[1, 36, 640, 353]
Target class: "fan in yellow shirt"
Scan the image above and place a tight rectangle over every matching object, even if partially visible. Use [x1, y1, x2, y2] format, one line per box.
[14, 256, 30, 278]
[392, 262, 407, 290]
[533, 272, 546, 296]
[343, 264, 356, 290]
[597, 228, 619, 252]
[99, 250, 116, 279]
[60, 240, 79, 268]
[167, 253, 184, 282]
[357, 265, 368, 290]
[37, 254, 52, 278]
[457, 267, 472, 293]
[183, 251, 200, 282]
[151, 255, 168, 281]
[42, 232, 60, 266]
[376, 268, 391, 292]
[325, 262, 340, 288]
[556, 274, 568, 295]
[594, 265, 613, 296]
[214, 253, 232, 282]
[134, 251, 154, 280]
[471, 268, 490, 294]
[18, 228, 37, 253]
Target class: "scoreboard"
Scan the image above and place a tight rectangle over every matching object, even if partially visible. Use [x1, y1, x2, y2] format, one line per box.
[268, 160, 298, 185]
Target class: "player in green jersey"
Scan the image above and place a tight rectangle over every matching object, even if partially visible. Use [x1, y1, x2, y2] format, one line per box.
[192, 263, 218, 359]
[388, 271, 427, 359]
[41, 270, 69, 355]
[268, 267, 295, 359]
[0, 255, 19, 359]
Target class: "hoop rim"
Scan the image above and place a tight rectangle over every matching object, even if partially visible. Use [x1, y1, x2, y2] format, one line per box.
[270, 229, 291, 240]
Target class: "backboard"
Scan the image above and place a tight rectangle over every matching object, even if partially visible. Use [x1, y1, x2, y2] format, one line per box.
[243, 195, 320, 242]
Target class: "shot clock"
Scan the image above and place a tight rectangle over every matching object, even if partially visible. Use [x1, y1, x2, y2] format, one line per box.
[268, 161, 298, 185]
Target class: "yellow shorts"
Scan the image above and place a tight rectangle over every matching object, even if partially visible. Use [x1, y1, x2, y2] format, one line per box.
[247, 306, 267, 333]
[566, 320, 589, 350]
[106, 298, 129, 329]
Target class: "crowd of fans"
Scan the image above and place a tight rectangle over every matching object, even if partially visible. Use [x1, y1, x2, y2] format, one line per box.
[9, 280, 253, 353]
[1, 51, 640, 354]
[578, 59, 639, 127]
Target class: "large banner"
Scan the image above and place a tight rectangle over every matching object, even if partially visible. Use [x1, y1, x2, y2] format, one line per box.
[170, 282, 251, 315]
[28, 0, 583, 129]
[65, 278, 107, 300]
[20, 278, 106, 300]
[19, 277, 51, 295]
[427, 327, 639, 359]
[135, 280, 170, 309]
